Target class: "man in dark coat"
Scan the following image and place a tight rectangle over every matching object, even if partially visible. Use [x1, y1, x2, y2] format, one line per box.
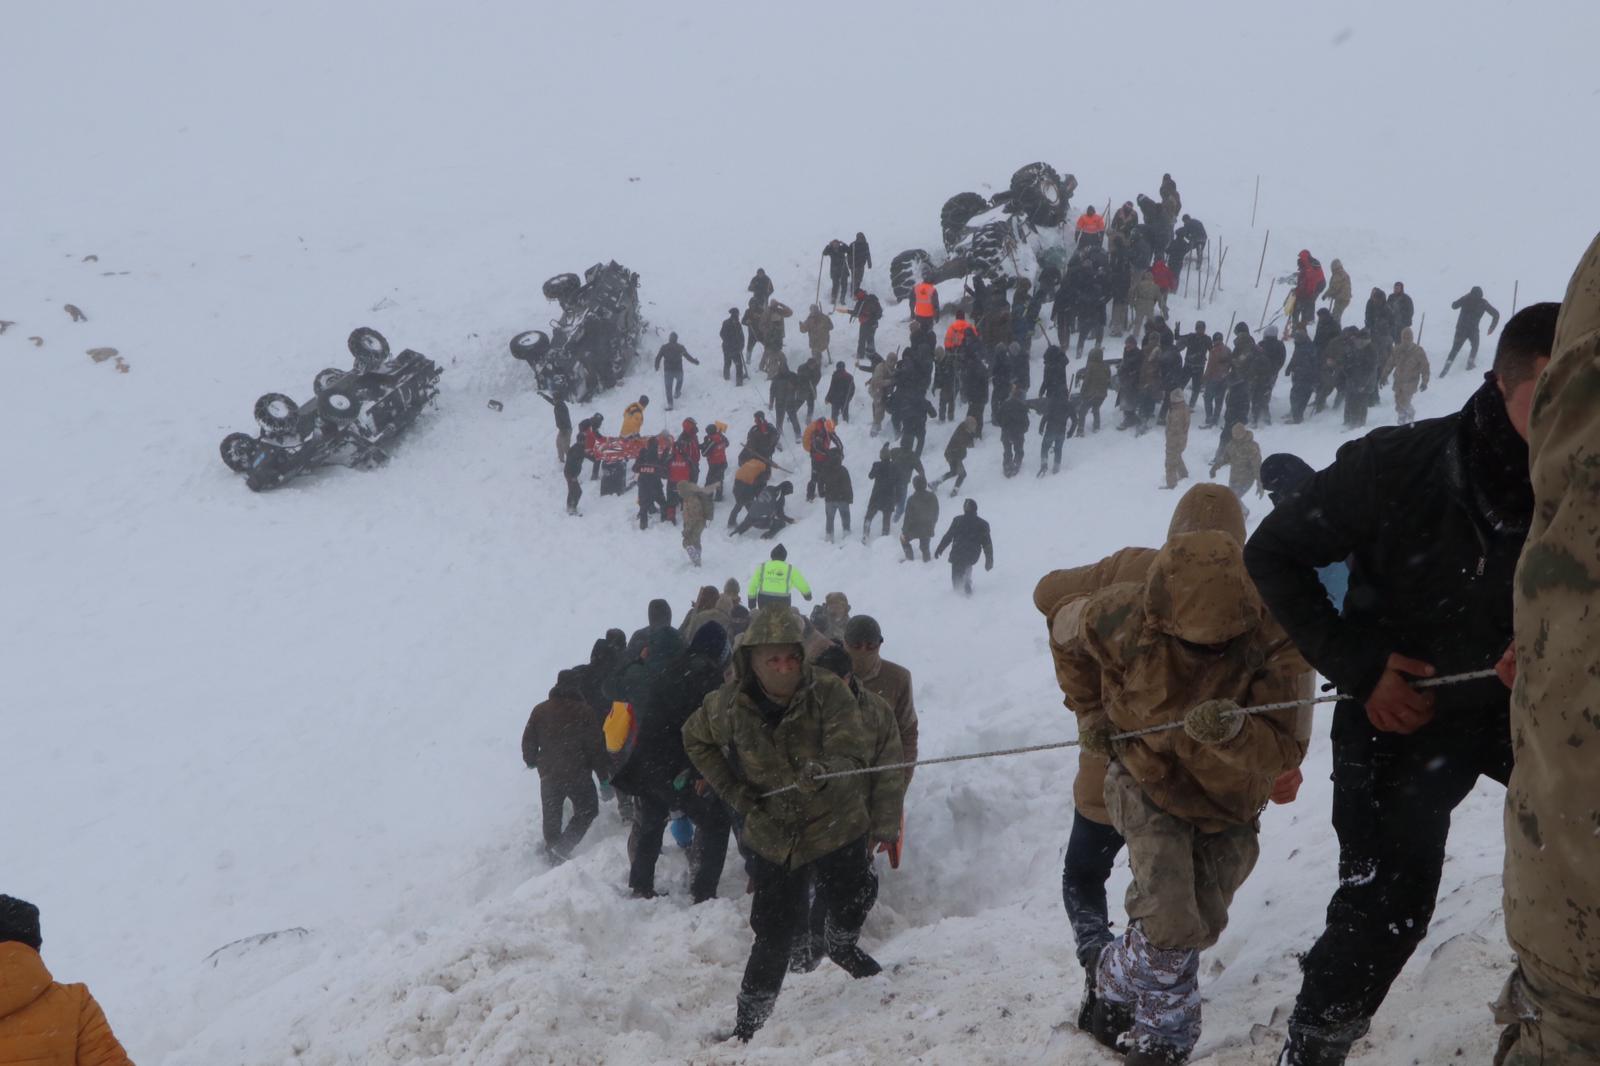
[748, 268, 773, 310]
[1385, 281, 1414, 343]
[823, 239, 851, 306]
[522, 669, 611, 863]
[633, 434, 670, 530]
[1040, 344, 1068, 398]
[1245, 305, 1556, 1066]
[849, 232, 872, 295]
[852, 289, 882, 360]
[825, 361, 856, 423]
[655, 332, 700, 410]
[934, 498, 994, 595]
[721, 308, 748, 384]
[1182, 321, 1209, 407]
[997, 385, 1030, 477]
[1442, 285, 1502, 376]
[1284, 324, 1320, 423]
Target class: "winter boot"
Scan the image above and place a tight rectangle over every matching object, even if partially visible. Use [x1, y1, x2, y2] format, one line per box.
[788, 932, 824, 974]
[1277, 1019, 1367, 1065]
[1087, 994, 1134, 1053]
[1126, 1039, 1189, 1065]
[730, 991, 776, 1042]
[824, 916, 882, 978]
[1074, 944, 1108, 1032]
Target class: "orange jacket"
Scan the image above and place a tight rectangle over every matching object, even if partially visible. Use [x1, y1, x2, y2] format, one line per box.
[734, 457, 770, 486]
[912, 282, 938, 319]
[944, 319, 979, 349]
[0, 943, 132, 1066]
[1075, 213, 1106, 234]
[621, 402, 645, 437]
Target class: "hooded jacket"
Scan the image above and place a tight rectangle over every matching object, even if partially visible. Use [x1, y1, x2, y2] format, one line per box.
[0, 943, 132, 1066]
[522, 671, 611, 785]
[1053, 532, 1306, 831]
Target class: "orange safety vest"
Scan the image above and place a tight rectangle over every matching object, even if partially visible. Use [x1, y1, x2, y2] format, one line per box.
[913, 282, 937, 318]
[944, 319, 978, 349]
[1075, 213, 1106, 234]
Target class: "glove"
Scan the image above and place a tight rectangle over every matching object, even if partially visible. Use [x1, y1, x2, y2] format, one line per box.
[1184, 698, 1245, 744]
[1078, 725, 1113, 757]
[795, 760, 828, 793]
[672, 769, 692, 792]
[985, 560, 993, 571]
[1420, 382, 1428, 392]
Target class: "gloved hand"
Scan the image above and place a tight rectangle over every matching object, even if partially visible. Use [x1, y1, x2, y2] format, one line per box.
[1420, 382, 1428, 392]
[1184, 698, 1245, 744]
[672, 769, 693, 792]
[1078, 725, 1113, 757]
[795, 760, 828, 793]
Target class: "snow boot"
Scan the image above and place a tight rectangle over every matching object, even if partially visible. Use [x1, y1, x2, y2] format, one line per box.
[1277, 1020, 1367, 1065]
[824, 917, 881, 978]
[1125, 1040, 1188, 1065]
[731, 991, 776, 1042]
[1087, 994, 1134, 1052]
[788, 932, 824, 974]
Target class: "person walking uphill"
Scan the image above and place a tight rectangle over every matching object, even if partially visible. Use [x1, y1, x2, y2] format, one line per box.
[750, 544, 812, 609]
[934, 498, 993, 595]
[1442, 285, 1502, 376]
[823, 239, 851, 307]
[721, 308, 747, 384]
[682, 606, 882, 1042]
[1495, 235, 1600, 1066]
[843, 615, 919, 791]
[1059, 532, 1309, 1065]
[655, 333, 699, 410]
[1244, 303, 1557, 1066]
[1164, 389, 1190, 490]
[0, 896, 134, 1066]
[522, 668, 611, 863]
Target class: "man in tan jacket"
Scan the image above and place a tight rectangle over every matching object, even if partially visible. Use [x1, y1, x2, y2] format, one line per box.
[1164, 388, 1190, 489]
[1056, 532, 1308, 1064]
[1495, 232, 1600, 1065]
[1380, 326, 1430, 425]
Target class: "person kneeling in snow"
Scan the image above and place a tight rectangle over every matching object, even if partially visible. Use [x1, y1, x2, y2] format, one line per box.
[1056, 531, 1308, 1065]
[682, 606, 881, 1042]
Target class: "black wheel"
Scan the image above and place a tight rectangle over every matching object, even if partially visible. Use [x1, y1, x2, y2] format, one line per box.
[348, 327, 390, 369]
[889, 249, 934, 301]
[313, 368, 344, 395]
[510, 329, 551, 363]
[317, 386, 360, 423]
[220, 432, 259, 473]
[1009, 162, 1067, 227]
[542, 273, 581, 303]
[968, 222, 1012, 278]
[940, 192, 989, 250]
[254, 393, 300, 433]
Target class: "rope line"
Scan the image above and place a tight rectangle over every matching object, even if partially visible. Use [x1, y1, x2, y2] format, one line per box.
[759, 668, 1500, 797]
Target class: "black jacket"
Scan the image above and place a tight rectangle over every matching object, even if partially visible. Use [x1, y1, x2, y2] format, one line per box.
[563, 439, 588, 479]
[1040, 346, 1068, 396]
[1452, 290, 1501, 335]
[720, 315, 744, 354]
[850, 235, 872, 273]
[936, 513, 994, 567]
[826, 368, 855, 405]
[998, 396, 1030, 436]
[655, 341, 697, 371]
[1244, 380, 1531, 734]
[610, 648, 724, 795]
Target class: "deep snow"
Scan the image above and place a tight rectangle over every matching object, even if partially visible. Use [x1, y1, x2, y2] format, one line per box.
[4, 2, 1598, 1063]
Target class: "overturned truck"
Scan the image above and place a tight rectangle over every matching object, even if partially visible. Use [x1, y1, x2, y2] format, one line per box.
[889, 162, 1077, 301]
[510, 261, 643, 402]
[219, 327, 443, 491]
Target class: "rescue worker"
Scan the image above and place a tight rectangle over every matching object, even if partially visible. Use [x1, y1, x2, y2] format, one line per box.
[748, 267, 773, 311]
[749, 544, 811, 608]
[800, 303, 834, 359]
[1164, 388, 1190, 489]
[823, 240, 851, 306]
[817, 453, 853, 543]
[934, 498, 993, 595]
[1129, 271, 1160, 340]
[1284, 324, 1320, 423]
[944, 311, 978, 352]
[742, 410, 781, 463]
[900, 474, 940, 561]
[621, 394, 649, 437]
[677, 479, 715, 567]
[1245, 304, 1557, 1065]
[722, 307, 747, 383]
[961, 349, 990, 440]
[852, 289, 882, 360]
[1253, 324, 1286, 426]
[682, 607, 881, 1042]
[1323, 259, 1352, 324]
[1386, 281, 1414, 343]
[733, 481, 794, 539]
[862, 444, 901, 541]
[1496, 234, 1600, 1066]
[826, 361, 856, 424]
[1442, 285, 1502, 376]
[1038, 385, 1071, 476]
[0, 897, 133, 1065]
[998, 384, 1030, 478]
[867, 353, 898, 437]
[849, 232, 872, 295]
[1075, 348, 1111, 434]
[633, 432, 670, 529]
[1292, 250, 1327, 328]
[655, 332, 699, 410]
[726, 454, 771, 530]
[843, 615, 919, 789]
[702, 420, 731, 501]
[1380, 326, 1430, 425]
[1200, 332, 1232, 427]
[539, 390, 572, 464]
[1209, 423, 1261, 499]
[1061, 532, 1308, 1065]
[1075, 205, 1106, 248]
[912, 278, 940, 333]
[522, 668, 610, 863]
[770, 366, 806, 441]
[563, 428, 587, 515]
[932, 416, 977, 495]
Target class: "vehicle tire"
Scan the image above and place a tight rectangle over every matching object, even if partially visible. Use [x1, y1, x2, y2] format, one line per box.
[313, 367, 345, 395]
[542, 273, 582, 303]
[968, 221, 1012, 279]
[220, 432, 259, 473]
[940, 192, 989, 250]
[348, 327, 390, 369]
[317, 386, 360, 423]
[889, 249, 934, 302]
[1009, 162, 1067, 228]
[510, 329, 551, 363]
[254, 393, 300, 433]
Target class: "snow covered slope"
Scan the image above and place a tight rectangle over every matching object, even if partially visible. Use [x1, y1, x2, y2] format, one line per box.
[4, 2, 1597, 1063]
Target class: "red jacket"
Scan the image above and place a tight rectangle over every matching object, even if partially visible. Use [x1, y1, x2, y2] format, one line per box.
[701, 430, 729, 465]
[1295, 255, 1326, 301]
[675, 432, 701, 467]
[1151, 260, 1177, 293]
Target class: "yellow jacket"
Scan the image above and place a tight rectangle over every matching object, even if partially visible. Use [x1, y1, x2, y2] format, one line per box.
[750, 560, 811, 601]
[0, 942, 133, 1065]
[621, 402, 646, 436]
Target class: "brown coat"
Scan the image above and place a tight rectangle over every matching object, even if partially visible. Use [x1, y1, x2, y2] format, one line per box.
[858, 657, 918, 783]
[676, 480, 715, 547]
[521, 679, 609, 786]
[799, 308, 833, 356]
[1054, 533, 1307, 832]
[0, 944, 132, 1066]
[1382, 331, 1430, 393]
[857, 686, 908, 843]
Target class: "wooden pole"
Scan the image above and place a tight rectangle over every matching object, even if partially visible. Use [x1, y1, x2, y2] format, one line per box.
[1254, 229, 1270, 288]
[1416, 311, 1426, 344]
[1259, 278, 1277, 330]
[1211, 246, 1229, 299]
[1251, 175, 1260, 228]
[1511, 280, 1519, 316]
[814, 253, 824, 309]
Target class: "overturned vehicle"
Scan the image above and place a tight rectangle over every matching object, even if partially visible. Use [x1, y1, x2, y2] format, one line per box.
[219, 327, 443, 491]
[888, 162, 1077, 301]
[510, 261, 643, 402]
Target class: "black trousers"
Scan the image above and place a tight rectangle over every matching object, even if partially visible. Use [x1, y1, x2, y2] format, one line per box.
[1443, 327, 1480, 371]
[1289, 378, 1315, 422]
[705, 461, 726, 500]
[1001, 430, 1025, 474]
[900, 533, 931, 561]
[1289, 705, 1513, 1036]
[743, 838, 876, 1002]
[829, 399, 849, 424]
[830, 267, 850, 306]
[637, 477, 665, 529]
[565, 476, 582, 511]
[539, 772, 598, 854]
[900, 420, 926, 457]
[663, 367, 683, 404]
[628, 783, 733, 902]
[1039, 428, 1064, 470]
[937, 384, 956, 421]
[857, 320, 877, 358]
[1062, 812, 1125, 969]
[951, 560, 974, 594]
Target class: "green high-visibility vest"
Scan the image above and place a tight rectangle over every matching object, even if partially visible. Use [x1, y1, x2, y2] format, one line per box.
[751, 560, 811, 599]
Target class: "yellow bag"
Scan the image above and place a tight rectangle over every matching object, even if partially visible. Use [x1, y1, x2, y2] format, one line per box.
[603, 701, 637, 756]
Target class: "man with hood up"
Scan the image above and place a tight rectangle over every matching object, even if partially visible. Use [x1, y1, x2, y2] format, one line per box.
[1380, 326, 1430, 425]
[1033, 485, 1313, 1039]
[1210, 424, 1262, 499]
[683, 606, 881, 1042]
[522, 668, 611, 863]
[934, 498, 993, 594]
[1443, 284, 1502, 376]
[1322, 258, 1352, 325]
[1055, 531, 1309, 1064]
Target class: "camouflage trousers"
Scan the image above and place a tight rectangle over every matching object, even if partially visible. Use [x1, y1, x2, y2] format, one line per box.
[1165, 443, 1189, 488]
[1494, 954, 1600, 1065]
[1097, 923, 1201, 1056]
